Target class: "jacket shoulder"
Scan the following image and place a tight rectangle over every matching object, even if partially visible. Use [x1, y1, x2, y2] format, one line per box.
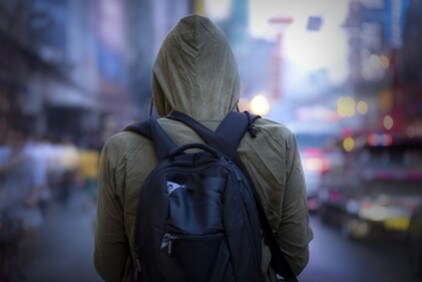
[102, 130, 152, 156]
[254, 118, 296, 146]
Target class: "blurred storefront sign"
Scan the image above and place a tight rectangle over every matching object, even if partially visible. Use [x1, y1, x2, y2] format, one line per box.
[96, 42, 125, 88]
[30, 0, 68, 64]
[96, 0, 126, 87]
[96, 0, 131, 115]
[384, 0, 409, 134]
[97, 0, 126, 52]
[307, 16, 323, 31]
[385, 0, 409, 49]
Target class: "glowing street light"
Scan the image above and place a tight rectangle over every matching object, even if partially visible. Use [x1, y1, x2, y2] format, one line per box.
[250, 94, 270, 116]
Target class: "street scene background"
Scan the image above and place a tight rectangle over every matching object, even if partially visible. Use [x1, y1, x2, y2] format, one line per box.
[0, 0, 421, 281]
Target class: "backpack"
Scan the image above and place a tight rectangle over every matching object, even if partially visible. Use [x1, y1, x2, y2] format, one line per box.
[124, 111, 297, 282]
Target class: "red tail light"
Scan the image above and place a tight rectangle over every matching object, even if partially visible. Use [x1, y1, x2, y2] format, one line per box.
[303, 148, 329, 172]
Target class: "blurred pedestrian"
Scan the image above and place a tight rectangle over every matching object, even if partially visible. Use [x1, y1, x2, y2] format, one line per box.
[30, 134, 53, 214]
[0, 120, 44, 278]
[46, 136, 65, 204]
[58, 135, 80, 207]
[94, 15, 313, 282]
[78, 143, 100, 209]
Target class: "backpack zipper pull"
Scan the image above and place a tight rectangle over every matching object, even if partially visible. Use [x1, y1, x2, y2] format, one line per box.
[161, 233, 177, 256]
[133, 254, 142, 280]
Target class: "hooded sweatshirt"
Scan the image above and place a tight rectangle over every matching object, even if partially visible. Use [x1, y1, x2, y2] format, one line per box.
[94, 15, 313, 282]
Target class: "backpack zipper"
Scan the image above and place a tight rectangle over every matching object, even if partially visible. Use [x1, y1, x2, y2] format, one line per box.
[161, 233, 178, 256]
[134, 257, 141, 280]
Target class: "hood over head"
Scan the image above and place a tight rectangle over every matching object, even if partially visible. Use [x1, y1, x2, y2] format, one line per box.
[152, 15, 240, 120]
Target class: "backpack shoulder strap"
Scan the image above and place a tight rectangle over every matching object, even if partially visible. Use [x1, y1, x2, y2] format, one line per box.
[218, 113, 298, 281]
[214, 111, 260, 148]
[123, 118, 177, 161]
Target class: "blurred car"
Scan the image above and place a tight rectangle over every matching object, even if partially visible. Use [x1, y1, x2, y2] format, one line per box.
[318, 132, 422, 240]
[408, 204, 422, 279]
[288, 121, 343, 212]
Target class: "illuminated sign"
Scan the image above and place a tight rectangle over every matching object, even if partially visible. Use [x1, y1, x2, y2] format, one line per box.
[385, 0, 409, 49]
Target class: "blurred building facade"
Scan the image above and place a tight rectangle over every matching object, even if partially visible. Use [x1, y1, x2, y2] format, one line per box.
[0, 0, 194, 144]
[1, 0, 420, 144]
[343, 0, 421, 136]
[0, 0, 98, 140]
[399, 0, 422, 136]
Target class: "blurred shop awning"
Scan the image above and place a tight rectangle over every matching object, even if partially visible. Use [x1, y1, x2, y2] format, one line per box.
[46, 81, 96, 108]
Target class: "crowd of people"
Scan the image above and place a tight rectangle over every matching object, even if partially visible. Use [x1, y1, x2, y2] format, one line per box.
[0, 118, 101, 280]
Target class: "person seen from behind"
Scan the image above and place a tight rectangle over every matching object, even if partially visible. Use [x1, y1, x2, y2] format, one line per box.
[94, 15, 313, 282]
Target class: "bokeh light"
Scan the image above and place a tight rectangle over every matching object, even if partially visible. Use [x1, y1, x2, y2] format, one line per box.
[250, 94, 270, 116]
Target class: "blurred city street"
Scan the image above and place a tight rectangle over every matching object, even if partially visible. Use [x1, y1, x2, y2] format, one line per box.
[300, 215, 417, 282]
[24, 191, 101, 282]
[23, 192, 418, 282]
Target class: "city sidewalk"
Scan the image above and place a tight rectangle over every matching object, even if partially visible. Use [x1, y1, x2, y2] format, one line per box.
[23, 191, 102, 282]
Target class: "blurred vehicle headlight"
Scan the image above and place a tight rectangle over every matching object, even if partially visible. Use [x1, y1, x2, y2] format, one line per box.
[304, 157, 329, 172]
[357, 202, 411, 230]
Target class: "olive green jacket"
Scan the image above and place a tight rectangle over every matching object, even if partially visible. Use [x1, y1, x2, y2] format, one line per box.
[94, 15, 313, 282]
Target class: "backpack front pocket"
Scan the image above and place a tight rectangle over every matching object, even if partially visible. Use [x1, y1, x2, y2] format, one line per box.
[158, 232, 235, 282]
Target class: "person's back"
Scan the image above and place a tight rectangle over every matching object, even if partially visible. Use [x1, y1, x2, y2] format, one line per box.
[94, 15, 313, 282]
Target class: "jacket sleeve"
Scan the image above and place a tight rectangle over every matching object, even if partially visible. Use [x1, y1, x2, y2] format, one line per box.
[276, 133, 314, 275]
[94, 138, 130, 281]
